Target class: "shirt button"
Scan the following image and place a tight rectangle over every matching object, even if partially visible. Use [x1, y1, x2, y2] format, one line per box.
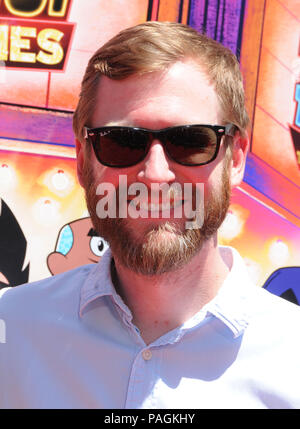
[142, 349, 152, 361]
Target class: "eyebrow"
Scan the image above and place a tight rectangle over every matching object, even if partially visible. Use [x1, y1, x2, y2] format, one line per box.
[87, 228, 99, 237]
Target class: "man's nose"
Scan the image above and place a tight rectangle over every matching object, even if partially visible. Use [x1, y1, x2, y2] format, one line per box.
[136, 140, 176, 185]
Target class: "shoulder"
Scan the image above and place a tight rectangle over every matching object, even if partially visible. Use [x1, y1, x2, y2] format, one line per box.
[223, 246, 300, 329]
[0, 264, 95, 319]
[244, 283, 300, 347]
[253, 284, 300, 321]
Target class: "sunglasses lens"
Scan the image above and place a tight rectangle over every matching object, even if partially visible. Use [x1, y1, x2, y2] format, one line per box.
[89, 125, 221, 167]
[166, 126, 218, 165]
[95, 128, 148, 167]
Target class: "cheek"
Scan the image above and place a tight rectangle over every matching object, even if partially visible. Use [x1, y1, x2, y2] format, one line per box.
[186, 163, 227, 200]
[93, 169, 116, 188]
[84, 156, 117, 189]
[183, 167, 215, 193]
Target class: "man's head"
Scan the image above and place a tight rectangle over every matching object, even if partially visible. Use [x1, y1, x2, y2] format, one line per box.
[73, 21, 249, 142]
[73, 21, 249, 276]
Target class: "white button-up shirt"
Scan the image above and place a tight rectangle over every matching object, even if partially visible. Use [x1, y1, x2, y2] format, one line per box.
[0, 246, 300, 409]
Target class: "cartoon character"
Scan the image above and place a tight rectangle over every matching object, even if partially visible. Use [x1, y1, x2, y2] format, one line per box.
[263, 266, 300, 305]
[0, 199, 30, 289]
[47, 217, 109, 276]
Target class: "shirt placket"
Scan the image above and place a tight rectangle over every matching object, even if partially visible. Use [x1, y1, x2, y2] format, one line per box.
[125, 345, 159, 409]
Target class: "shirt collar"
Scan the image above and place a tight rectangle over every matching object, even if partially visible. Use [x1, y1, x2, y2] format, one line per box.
[203, 246, 256, 337]
[80, 246, 256, 337]
[79, 248, 132, 319]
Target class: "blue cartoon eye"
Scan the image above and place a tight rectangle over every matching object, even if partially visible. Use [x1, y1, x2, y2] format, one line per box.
[56, 225, 74, 255]
[89, 236, 109, 257]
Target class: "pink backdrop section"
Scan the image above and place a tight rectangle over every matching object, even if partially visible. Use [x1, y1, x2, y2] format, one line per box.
[0, 0, 149, 109]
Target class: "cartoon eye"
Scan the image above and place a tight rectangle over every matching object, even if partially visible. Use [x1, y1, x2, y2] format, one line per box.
[56, 225, 74, 255]
[89, 236, 109, 257]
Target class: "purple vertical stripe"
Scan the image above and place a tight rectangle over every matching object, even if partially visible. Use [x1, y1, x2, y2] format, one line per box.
[216, 0, 225, 42]
[206, 0, 219, 40]
[222, 0, 242, 53]
[188, 0, 205, 33]
[188, 0, 244, 57]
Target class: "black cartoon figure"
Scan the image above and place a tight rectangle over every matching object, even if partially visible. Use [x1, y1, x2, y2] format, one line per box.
[0, 199, 29, 289]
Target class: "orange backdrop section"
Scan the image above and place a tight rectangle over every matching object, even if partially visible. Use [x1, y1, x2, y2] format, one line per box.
[245, 0, 300, 185]
[1, 0, 149, 110]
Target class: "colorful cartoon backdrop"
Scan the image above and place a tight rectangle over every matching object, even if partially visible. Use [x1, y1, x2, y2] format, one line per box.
[0, 0, 299, 302]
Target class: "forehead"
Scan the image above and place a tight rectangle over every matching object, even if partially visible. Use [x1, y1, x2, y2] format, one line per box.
[90, 60, 222, 128]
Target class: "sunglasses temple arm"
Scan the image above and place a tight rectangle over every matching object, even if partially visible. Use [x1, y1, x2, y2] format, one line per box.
[225, 123, 238, 137]
[83, 127, 91, 139]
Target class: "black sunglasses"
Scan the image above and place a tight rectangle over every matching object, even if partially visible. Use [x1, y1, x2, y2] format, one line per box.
[83, 123, 236, 168]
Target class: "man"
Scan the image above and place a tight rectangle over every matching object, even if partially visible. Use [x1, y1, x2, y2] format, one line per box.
[0, 22, 300, 409]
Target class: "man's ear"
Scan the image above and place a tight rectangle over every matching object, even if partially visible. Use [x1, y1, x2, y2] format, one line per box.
[230, 131, 249, 188]
[75, 139, 85, 187]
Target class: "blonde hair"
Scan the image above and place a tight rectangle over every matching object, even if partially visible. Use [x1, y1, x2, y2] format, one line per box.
[73, 21, 249, 142]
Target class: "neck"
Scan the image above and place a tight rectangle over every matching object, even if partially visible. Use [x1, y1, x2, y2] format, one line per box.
[111, 237, 230, 345]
